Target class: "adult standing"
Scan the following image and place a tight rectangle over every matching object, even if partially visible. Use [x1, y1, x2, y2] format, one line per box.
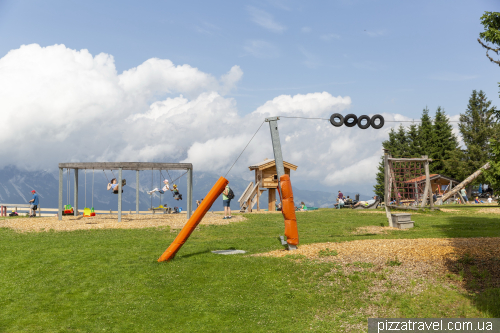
[222, 184, 232, 219]
[29, 190, 39, 217]
[460, 188, 469, 204]
[338, 190, 344, 200]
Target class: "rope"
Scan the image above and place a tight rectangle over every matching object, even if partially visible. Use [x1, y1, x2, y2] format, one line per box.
[225, 120, 265, 178]
[103, 170, 110, 183]
[92, 169, 94, 208]
[84, 169, 86, 208]
[151, 169, 153, 209]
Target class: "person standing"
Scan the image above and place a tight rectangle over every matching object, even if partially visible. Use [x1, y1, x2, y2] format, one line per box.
[460, 188, 469, 204]
[29, 190, 39, 218]
[222, 184, 232, 219]
[338, 190, 344, 200]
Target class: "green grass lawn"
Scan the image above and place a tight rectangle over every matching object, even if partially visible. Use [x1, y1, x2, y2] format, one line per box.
[1, 208, 499, 332]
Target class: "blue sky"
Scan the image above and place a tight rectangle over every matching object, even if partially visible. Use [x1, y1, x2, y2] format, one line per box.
[1, 0, 498, 116]
[0, 1, 499, 195]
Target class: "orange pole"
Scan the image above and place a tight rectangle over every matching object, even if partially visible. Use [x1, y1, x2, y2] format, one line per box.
[280, 174, 299, 246]
[158, 176, 229, 262]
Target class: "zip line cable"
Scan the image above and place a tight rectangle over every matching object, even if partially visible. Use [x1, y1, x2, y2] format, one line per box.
[278, 115, 461, 123]
[225, 120, 266, 178]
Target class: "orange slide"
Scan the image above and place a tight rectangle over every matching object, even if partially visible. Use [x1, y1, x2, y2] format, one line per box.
[158, 176, 229, 262]
[280, 174, 299, 246]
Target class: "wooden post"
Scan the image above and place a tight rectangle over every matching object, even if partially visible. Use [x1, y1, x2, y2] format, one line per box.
[439, 162, 490, 204]
[384, 150, 392, 226]
[268, 188, 276, 211]
[58, 168, 63, 221]
[425, 158, 434, 209]
[136, 170, 139, 214]
[420, 156, 430, 208]
[187, 168, 193, 218]
[388, 161, 400, 206]
[256, 184, 260, 211]
[118, 168, 122, 222]
[74, 169, 78, 216]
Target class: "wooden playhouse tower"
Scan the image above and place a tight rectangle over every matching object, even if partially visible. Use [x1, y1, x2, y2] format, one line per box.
[238, 158, 297, 212]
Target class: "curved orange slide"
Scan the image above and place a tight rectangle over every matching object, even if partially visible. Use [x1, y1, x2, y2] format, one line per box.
[280, 174, 299, 246]
[158, 176, 229, 262]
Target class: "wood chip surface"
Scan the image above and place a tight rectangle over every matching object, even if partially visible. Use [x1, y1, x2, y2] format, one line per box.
[256, 238, 500, 264]
[0, 213, 246, 232]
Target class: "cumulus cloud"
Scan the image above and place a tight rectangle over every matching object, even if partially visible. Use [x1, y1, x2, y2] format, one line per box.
[1, 43, 413, 192]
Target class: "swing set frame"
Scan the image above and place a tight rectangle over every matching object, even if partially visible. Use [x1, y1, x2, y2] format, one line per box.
[58, 162, 193, 222]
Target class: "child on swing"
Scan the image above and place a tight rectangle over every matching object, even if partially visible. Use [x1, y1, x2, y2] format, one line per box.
[172, 184, 182, 200]
[148, 179, 170, 195]
[107, 178, 124, 193]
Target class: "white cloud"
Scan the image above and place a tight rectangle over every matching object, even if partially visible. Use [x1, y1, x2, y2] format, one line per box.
[0, 43, 423, 192]
[244, 40, 280, 59]
[247, 6, 286, 33]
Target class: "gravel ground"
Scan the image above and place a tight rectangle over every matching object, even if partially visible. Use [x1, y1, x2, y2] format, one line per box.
[0, 213, 246, 232]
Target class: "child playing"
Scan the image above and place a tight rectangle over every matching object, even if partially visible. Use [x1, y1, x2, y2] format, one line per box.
[107, 178, 124, 193]
[148, 179, 170, 195]
[172, 184, 182, 200]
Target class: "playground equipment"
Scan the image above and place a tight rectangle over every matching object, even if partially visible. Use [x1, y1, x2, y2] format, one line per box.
[240, 159, 297, 212]
[83, 169, 95, 217]
[158, 113, 386, 260]
[58, 162, 193, 222]
[436, 162, 491, 205]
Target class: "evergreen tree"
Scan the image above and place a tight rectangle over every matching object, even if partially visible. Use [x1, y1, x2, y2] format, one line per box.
[418, 107, 435, 157]
[429, 107, 460, 177]
[406, 123, 421, 157]
[459, 90, 497, 184]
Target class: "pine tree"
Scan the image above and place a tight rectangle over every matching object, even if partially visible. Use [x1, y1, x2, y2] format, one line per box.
[459, 90, 497, 184]
[418, 107, 435, 157]
[406, 123, 421, 157]
[429, 107, 460, 177]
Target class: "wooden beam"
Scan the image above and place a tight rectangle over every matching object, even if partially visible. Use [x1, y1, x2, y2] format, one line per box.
[388, 158, 432, 162]
[420, 156, 430, 208]
[438, 162, 490, 204]
[58, 162, 193, 170]
[384, 151, 392, 226]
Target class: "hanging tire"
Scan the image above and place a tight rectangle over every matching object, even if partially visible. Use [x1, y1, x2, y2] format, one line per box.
[370, 114, 384, 129]
[357, 115, 371, 129]
[330, 113, 344, 127]
[343, 114, 358, 127]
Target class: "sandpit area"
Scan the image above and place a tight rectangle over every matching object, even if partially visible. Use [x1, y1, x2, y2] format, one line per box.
[0, 213, 246, 232]
[256, 237, 500, 264]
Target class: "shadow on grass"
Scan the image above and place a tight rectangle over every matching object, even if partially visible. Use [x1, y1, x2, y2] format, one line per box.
[437, 215, 500, 317]
[178, 249, 212, 259]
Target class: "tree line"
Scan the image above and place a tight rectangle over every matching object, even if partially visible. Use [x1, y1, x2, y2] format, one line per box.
[374, 90, 499, 198]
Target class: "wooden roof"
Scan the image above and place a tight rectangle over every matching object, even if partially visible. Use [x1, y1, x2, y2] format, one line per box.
[248, 159, 298, 171]
[404, 174, 460, 184]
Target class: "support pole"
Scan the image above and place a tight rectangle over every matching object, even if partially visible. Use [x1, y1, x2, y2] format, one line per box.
[74, 169, 78, 216]
[420, 156, 430, 208]
[136, 170, 139, 214]
[266, 116, 296, 250]
[426, 159, 434, 209]
[383, 150, 392, 226]
[266, 117, 286, 187]
[187, 168, 193, 218]
[58, 168, 63, 220]
[118, 168, 122, 222]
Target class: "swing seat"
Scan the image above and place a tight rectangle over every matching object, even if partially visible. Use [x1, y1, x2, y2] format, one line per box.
[63, 204, 73, 215]
[83, 208, 95, 217]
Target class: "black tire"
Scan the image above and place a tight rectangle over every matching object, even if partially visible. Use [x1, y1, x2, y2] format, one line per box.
[344, 114, 358, 127]
[329, 113, 344, 127]
[370, 114, 384, 129]
[357, 115, 371, 129]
